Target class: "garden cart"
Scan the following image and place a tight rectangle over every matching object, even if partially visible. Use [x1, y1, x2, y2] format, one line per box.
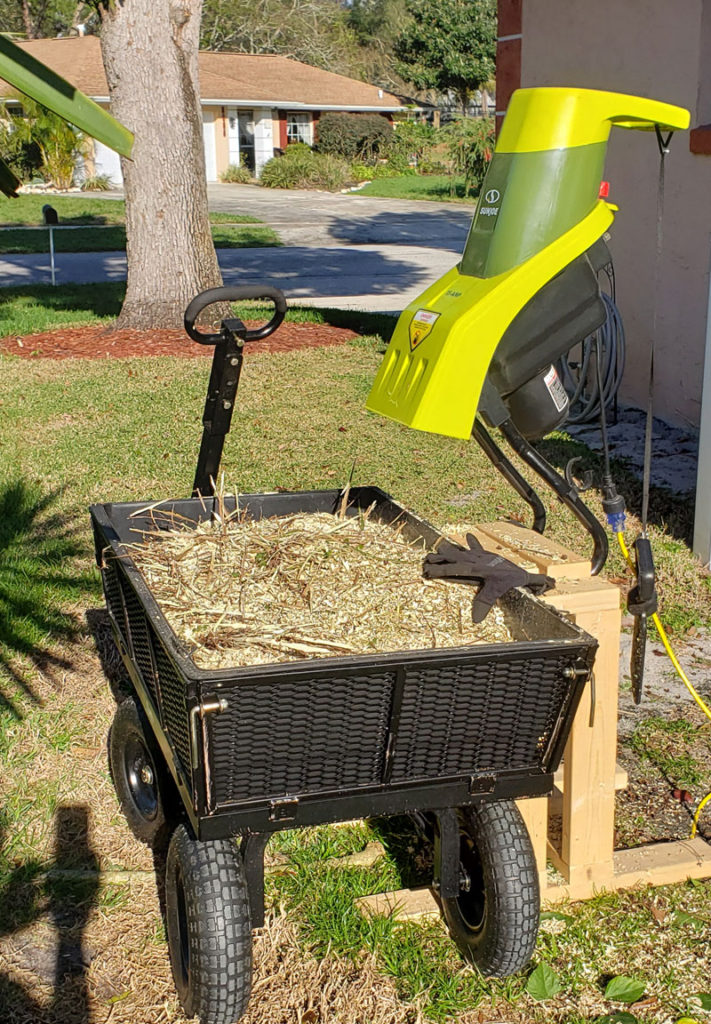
[91, 284, 597, 1024]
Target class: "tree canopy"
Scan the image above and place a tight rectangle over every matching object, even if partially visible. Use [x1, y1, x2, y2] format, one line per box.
[394, 0, 496, 113]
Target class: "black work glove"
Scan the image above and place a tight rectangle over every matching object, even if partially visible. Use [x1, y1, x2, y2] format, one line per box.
[423, 533, 555, 623]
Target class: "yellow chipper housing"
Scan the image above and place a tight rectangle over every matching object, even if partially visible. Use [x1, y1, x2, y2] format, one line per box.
[367, 87, 689, 572]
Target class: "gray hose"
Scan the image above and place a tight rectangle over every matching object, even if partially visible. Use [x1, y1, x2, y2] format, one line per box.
[557, 292, 625, 425]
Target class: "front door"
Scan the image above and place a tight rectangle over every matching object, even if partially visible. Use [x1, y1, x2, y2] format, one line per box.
[227, 108, 255, 172]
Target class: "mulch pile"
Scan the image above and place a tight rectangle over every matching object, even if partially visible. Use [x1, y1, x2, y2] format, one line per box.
[0, 321, 357, 360]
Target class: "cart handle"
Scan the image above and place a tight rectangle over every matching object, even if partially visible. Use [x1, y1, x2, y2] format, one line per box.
[184, 285, 287, 345]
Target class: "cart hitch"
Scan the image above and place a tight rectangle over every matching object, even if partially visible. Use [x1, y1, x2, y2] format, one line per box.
[183, 285, 287, 497]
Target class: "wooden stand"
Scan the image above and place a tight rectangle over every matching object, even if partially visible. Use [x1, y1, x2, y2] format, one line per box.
[358, 523, 711, 921]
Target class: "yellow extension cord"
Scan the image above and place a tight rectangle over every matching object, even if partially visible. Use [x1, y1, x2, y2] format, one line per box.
[615, 531, 711, 839]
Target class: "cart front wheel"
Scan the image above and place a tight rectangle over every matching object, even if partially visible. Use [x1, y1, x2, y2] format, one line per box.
[440, 800, 539, 977]
[165, 825, 252, 1024]
[109, 696, 175, 846]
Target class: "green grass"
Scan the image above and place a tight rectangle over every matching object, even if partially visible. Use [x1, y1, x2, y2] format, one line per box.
[263, 820, 711, 1022]
[354, 174, 478, 203]
[1, 303, 711, 1020]
[630, 715, 706, 789]
[0, 195, 278, 252]
[0, 282, 395, 338]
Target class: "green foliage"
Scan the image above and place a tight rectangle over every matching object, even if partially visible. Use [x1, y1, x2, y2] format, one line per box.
[394, 0, 496, 112]
[80, 173, 113, 192]
[260, 147, 351, 191]
[317, 111, 393, 163]
[526, 963, 562, 1000]
[444, 116, 494, 195]
[388, 118, 437, 171]
[200, 0, 362, 75]
[603, 976, 646, 1004]
[219, 162, 253, 184]
[5, 94, 84, 189]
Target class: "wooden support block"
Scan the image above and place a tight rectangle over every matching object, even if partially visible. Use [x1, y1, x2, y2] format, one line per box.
[475, 521, 591, 579]
[357, 887, 440, 922]
[541, 839, 711, 904]
[553, 763, 629, 794]
[545, 576, 621, 887]
[516, 796, 549, 892]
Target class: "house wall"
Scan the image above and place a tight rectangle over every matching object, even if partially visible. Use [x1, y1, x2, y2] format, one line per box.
[513, 0, 711, 430]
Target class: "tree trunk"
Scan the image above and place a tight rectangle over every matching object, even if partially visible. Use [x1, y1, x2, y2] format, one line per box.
[99, 0, 222, 329]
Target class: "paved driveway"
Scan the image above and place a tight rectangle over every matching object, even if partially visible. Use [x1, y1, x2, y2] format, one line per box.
[0, 185, 475, 312]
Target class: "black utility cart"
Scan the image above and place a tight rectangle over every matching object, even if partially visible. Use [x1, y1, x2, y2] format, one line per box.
[91, 287, 596, 1024]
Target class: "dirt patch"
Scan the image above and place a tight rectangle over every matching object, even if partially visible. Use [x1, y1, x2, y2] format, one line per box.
[0, 321, 357, 360]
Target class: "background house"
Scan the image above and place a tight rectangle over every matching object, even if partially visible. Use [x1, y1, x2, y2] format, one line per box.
[1, 35, 413, 182]
[497, 0, 711, 563]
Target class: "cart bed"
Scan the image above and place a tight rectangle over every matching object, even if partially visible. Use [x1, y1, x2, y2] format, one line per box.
[91, 486, 595, 839]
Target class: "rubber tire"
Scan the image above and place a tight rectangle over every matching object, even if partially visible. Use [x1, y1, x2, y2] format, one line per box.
[165, 825, 252, 1024]
[440, 800, 539, 977]
[109, 696, 176, 846]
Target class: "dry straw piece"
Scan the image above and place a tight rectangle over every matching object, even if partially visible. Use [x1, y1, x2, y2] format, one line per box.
[127, 494, 512, 669]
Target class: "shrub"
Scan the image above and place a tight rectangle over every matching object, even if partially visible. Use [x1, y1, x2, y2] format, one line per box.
[81, 173, 113, 191]
[220, 162, 252, 184]
[6, 94, 84, 190]
[317, 112, 393, 162]
[260, 147, 351, 191]
[444, 116, 495, 195]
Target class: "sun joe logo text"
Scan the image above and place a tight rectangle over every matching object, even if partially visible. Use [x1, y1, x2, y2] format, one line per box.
[479, 187, 501, 218]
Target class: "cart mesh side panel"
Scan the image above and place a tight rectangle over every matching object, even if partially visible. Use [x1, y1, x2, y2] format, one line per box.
[208, 673, 394, 805]
[152, 640, 191, 774]
[117, 572, 160, 709]
[101, 559, 126, 640]
[390, 654, 570, 781]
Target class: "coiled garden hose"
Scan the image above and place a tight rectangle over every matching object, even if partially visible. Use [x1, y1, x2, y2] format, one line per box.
[558, 292, 626, 425]
[616, 531, 711, 839]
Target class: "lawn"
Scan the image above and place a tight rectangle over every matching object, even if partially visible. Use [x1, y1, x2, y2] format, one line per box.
[1, 296, 710, 1023]
[354, 174, 479, 203]
[0, 195, 280, 251]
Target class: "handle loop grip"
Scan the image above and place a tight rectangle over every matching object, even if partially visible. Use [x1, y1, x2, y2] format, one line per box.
[184, 285, 287, 345]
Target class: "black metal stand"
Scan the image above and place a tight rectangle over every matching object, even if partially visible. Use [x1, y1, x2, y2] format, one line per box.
[192, 319, 246, 498]
[498, 418, 609, 574]
[472, 419, 547, 534]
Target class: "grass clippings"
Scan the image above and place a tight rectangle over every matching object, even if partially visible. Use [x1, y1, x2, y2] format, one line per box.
[128, 500, 512, 669]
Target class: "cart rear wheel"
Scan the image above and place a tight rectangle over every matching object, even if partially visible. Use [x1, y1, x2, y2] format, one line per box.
[109, 696, 175, 846]
[440, 801, 539, 977]
[165, 825, 252, 1024]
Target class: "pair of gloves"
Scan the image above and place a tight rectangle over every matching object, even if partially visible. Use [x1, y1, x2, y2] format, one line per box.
[422, 533, 555, 623]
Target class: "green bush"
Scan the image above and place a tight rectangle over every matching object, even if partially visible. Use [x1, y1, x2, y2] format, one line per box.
[220, 162, 252, 184]
[444, 117, 494, 195]
[81, 173, 113, 191]
[317, 112, 393, 162]
[260, 148, 351, 191]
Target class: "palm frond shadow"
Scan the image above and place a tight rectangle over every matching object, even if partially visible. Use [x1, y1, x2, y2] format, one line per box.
[0, 478, 93, 716]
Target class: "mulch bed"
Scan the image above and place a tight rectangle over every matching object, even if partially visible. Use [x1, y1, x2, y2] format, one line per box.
[0, 321, 357, 360]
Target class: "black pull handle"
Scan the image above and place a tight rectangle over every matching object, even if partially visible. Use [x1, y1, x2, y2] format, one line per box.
[184, 285, 287, 345]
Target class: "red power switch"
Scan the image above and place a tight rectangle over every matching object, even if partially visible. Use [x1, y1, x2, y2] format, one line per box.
[598, 181, 610, 198]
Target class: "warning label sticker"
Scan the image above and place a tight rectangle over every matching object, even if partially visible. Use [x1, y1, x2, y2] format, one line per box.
[409, 309, 440, 351]
[544, 365, 568, 413]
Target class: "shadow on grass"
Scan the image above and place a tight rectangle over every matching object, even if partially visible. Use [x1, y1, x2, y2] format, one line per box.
[0, 479, 95, 716]
[0, 804, 99, 1023]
